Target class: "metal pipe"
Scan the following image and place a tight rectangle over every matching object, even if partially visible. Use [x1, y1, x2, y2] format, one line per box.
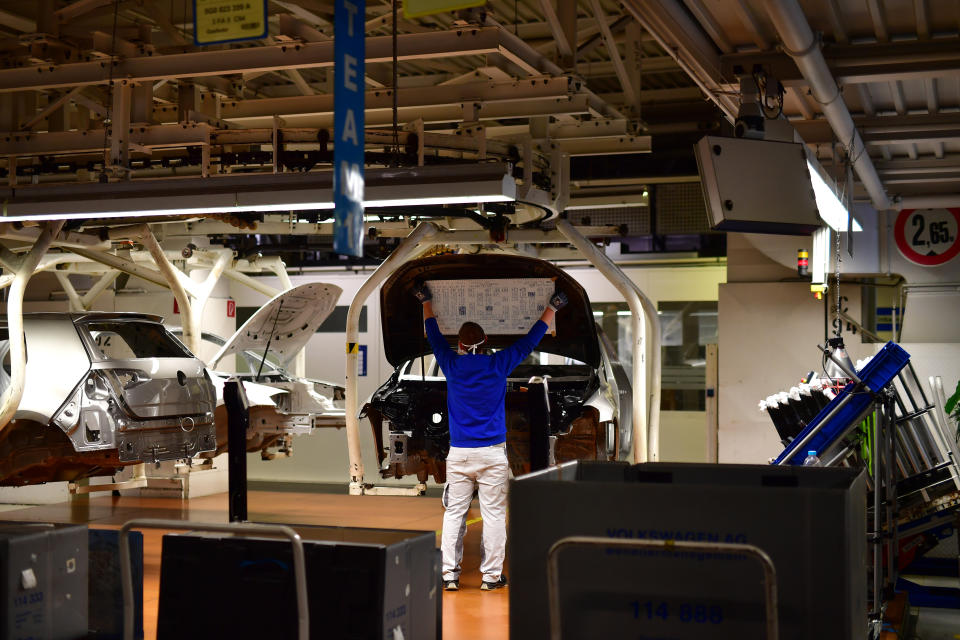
[54, 271, 84, 311]
[620, 0, 738, 122]
[137, 225, 199, 354]
[763, 0, 891, 211]
[82, 270, 120, 309]
[70, 246, 169, 288]
[120, 518, 308, 640]
[547, 535, 778, 640]
[557, 220, 661, 461]
[896, 194, 960, 209]
[344, 222, 440, 491]
[871, 396, 883, 616]
[222, 269, 280, 297]
[187, 249, 233, 358]
[0, 221, 64, 434]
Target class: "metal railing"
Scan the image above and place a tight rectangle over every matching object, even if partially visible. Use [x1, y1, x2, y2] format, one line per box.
[546, 535, 779, 640]
[119, 518, 309, 640]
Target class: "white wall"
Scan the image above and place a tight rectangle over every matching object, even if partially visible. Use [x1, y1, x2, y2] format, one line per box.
[719, 228, 960, 464]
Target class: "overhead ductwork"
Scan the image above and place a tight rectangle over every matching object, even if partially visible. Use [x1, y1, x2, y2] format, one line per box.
[762, 0, 891, 212]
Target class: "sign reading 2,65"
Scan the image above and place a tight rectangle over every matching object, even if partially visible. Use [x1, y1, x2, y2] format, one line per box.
[895, 208, 960, 267]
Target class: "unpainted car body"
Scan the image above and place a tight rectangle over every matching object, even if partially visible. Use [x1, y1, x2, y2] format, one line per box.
[361, 254, 632, 483]
[0, 312, 216, 485]
[191, 282, 346, 459]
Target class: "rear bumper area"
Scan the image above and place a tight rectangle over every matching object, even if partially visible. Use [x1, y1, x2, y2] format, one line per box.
[117, 422, 217, 463]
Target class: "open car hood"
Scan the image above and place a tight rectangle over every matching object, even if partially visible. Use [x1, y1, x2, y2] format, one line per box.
[211, 282, 341, 369]
[380, 254, 599, 368]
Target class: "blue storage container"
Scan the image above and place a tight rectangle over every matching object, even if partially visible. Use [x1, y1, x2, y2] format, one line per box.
[774, 342, 910, 466]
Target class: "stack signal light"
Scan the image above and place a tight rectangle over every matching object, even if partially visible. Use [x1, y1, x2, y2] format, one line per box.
[797, 249, 809, 277]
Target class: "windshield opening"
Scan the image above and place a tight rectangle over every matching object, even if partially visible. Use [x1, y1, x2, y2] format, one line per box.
[81, 321, 193, 360]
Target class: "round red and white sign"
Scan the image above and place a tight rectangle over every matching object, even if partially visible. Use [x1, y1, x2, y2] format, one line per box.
[895, 208, 960, 266]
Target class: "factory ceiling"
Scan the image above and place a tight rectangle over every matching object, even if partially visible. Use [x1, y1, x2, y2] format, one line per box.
[0, 0, 956, 249]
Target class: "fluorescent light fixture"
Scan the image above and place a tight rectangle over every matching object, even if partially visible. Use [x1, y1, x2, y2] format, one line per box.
[2, 194, 514, 222]
[0, 165, 517, 222]
[807, 161, 862, 232]
[616, 310, 632, 316]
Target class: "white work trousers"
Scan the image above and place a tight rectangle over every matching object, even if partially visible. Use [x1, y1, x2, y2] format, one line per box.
[441, 444, 508, 583]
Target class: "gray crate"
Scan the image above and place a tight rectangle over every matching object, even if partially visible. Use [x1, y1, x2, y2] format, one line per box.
[158, 524, 439, 640]
[509, 461, 866, 640]
[0, 522, 88, 640]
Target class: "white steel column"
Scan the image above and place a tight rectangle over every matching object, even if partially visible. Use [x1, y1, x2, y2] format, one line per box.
[345, 222, 440, 493]
[556, 220, 662, 462]
[0, 221, 65, 433]
[137, 227, 199, 353]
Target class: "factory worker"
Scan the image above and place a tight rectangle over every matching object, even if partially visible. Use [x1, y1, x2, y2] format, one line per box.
[414, 282, 568, 591]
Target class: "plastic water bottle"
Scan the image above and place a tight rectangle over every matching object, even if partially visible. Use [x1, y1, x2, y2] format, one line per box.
[803, 450, 821, 467]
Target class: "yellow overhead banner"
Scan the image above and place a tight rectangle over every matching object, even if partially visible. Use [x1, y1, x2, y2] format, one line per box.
[194, 0, 268, 45]
[403, 0, 486, 19]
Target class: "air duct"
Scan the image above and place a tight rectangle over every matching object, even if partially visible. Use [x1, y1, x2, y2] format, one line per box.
[762, 0, 891, 212]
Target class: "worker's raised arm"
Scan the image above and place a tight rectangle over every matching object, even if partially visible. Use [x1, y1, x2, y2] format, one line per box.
[415, 283, 455, 371]
[496, 289, 569, 372]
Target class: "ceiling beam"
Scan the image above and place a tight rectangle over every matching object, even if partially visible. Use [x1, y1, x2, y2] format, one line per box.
[587, 0, 636, 107]
[55, 0, 117, 24]
[220, 77, 579, 120]
[823, 0, 848, 44]
[0, 27, 506, 92]
[537, 0, 573, 60]
[0, 8, 35, 33]
[793, 112, 960, 144]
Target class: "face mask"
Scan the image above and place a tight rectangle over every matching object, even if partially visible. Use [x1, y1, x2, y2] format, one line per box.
[459, 338, 485, 354]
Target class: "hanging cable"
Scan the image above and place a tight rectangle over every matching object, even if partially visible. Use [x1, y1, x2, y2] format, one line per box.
[100, 0, 121, 181]
[834, 202, 842, 339]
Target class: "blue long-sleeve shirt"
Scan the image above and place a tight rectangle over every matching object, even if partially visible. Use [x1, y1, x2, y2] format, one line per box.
[425, 316, 549, 447]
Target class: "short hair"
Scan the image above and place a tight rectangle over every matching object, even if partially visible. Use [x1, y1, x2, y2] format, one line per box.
[458, 322, 486, 349]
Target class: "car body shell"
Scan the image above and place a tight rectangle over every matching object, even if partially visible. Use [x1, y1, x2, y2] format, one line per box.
[362, 254, 632, 482]
[0, 312, 217, 486]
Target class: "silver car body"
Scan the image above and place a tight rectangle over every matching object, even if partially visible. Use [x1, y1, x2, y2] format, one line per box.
[0, 312, 216, 485]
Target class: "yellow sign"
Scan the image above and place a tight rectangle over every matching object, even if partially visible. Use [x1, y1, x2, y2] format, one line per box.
[403, 0, 486, 19]
[194, 0, 267, 45]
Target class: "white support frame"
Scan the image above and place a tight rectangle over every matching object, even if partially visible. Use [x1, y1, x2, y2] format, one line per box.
[345, 222, 442, 496]
[0, 221, 65, 434]
[343, 220, 660, 496]
[556, 220, 662, 462]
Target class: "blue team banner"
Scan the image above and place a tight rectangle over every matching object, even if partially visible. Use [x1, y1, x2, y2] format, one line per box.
[333, 0, 365, 257]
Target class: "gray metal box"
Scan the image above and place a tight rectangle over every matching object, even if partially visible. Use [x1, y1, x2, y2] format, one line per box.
[509, 461, 866, 640]
[157, 524, 440, 640]
[694, 135, 821, 235]
[0, 522, 88, 640]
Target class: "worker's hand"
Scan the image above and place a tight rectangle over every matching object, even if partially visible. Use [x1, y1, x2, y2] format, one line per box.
[413, 282, 432, 303]
[548, 289, 568, 312]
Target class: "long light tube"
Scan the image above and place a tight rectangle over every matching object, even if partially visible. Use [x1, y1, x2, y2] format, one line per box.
[0, 193, 513, 222]
[807, 161, 862, 232]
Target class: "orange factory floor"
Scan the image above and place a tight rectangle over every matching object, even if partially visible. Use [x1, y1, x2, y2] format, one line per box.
[0, 490, 507, 640]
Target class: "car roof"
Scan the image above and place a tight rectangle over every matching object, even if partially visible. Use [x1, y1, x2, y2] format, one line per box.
[0, 311, 165, 324]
